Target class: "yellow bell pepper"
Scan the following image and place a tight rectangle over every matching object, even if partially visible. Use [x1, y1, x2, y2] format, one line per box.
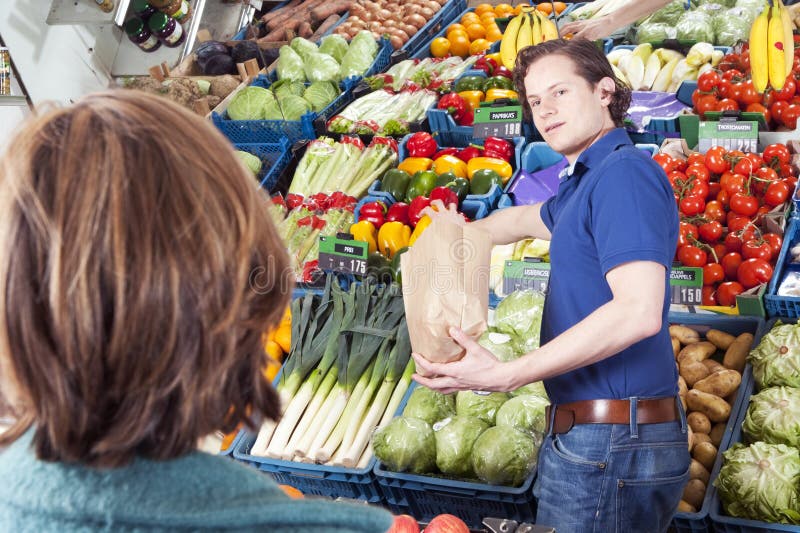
[377, 221, 411, 258]
[398, 157, 433, 175]
[350, 220, 378, 255]
[486, 52, 502, 66]
[433, 154, 468, 179]
[485, 88, 519, 102]
[458, 90, 484, 112]
[408, 215, 432, 246]
[467, 157, 513, 183]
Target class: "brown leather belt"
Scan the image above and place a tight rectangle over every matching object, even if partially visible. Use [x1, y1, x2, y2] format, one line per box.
[545, 397, 680, 435]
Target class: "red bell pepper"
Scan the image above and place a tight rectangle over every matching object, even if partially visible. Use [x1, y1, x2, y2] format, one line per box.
[358, 200, 387, 228]
[474, 56, 496, 76]
[408, 196, 431, 227]
[438, 92, 467, 122]
[406, 132, 438, 158]
[483, 137, 514, 162]
[429, 186, 458, 207]
[386, 202, 411, 225]
[433, 147, 460, 160]
[456, 145, 481, 162]
[370, 136, 399, 155]
[457, 108, 474, 127]
[493, 65, 513, 79]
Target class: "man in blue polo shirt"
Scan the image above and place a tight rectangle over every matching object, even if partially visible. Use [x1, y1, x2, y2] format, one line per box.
[414, 38, 688, 532]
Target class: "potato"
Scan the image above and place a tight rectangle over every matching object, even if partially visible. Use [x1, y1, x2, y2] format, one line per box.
[723, 332, 754, 372]
[706, 329, 736, 350]
[682, 478, 707, 509]
[670, 325, 701, 345]
[672, 336, 681, 358]
[678, 376, 688, 398]
[693, 369, 742, 398]
[689, 459, 710, 484]
[680, 360, 710, 387]
[701, 359, 726, 374]
[687, 411, 711, 434]
[693, 441, 718, 471]
[686, 389, 731, 422]
[709, 423, 726, 448]
[677, 500, 697, 513]
[678, 341, 718, 363]
[693, 433, 712, 446]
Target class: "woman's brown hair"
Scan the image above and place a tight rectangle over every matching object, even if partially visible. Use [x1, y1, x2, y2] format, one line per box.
[512, 38, 632, 126]
[0, 91, 292, 467]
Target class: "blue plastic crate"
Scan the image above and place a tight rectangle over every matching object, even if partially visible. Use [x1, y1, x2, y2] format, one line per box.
[764, 218, 800, 318]
[218, 429, 245, 458]
[374, 459, 537, 529]
[666, 313, 765, 533]
[403, 0, 467, 58]
[354, 188, 490, 223]
[233, 137, 292, 191]
[212, 75, 356, 144]
[427, 108, 540, 146]
[709, 319, 800, 533]
[677, 80, 698, 107]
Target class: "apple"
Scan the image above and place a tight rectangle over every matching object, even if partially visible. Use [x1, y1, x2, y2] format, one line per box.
[424, 514, 470, 533]
[388, 514, 420, 533]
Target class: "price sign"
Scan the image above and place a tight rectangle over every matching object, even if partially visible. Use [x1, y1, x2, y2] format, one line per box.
[502, 260, 551, 294]
[473, 103, 523, 139]
[698, 119, 759, 154]
[318, 234, 368, 276]
[670, 266, 703, 305]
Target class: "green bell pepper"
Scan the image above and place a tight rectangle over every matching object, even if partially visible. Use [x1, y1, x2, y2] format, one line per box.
[435, 172, 459, 187]
[445, 177, 470, 202]
[405, 170, 438, 203]
[391, 246, 410, 285]
[455, 75, 486, 93]
[381, 168, 412, 202]
[470, 169, 503, 196]
[483, 76, 514, 92]
[366, 251, 393, 284]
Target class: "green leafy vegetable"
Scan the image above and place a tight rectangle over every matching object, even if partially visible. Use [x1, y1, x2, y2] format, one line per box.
[743, 386, 800, 447]
[433, 416, 489, 478]
[319, 34, 349, 63]
[305, 52, 341, 83]
[278, 95, 312, 121]
[495, 394, 549, 440]
[235, 150, 262, 176]
[494, 290, 545, 354]
[373, 416, 437, 474]
[303, 81, 340, 112]
[403, 386, 456, 425]
[511, 380, 549, 399]
[676, 11, 714, 43]
[455, 391, 510, 426]
[471, 426, 538, 486]
[290, 36, 318, 62]
[272, 79, 305, 100]
[478, 331, 518, 362]
[748, 322, 800, 389]
[227, 86, 273, 120]
[277, 45, 306, 82]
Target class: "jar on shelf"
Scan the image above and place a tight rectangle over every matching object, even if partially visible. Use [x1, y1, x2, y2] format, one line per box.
[160, 0, 191, 22]
[125, 18, 162, 52]
[95, 0, 115, 12]
[147, 12, 185, 47]
[131, 0, 157, 21]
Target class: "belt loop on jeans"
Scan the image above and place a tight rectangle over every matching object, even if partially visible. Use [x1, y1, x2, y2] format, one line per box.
[629, 397, 638, 439]
[676, 395, 688, 434]
[546, 403, 557, 437]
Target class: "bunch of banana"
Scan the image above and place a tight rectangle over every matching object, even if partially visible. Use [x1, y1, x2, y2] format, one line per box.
[499, 8, 560, 70]
[607, 43, 724, 92]
[750, 0, 794, 93]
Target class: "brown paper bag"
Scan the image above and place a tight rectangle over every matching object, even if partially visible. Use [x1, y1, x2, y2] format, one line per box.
[400, 217, 493, 363]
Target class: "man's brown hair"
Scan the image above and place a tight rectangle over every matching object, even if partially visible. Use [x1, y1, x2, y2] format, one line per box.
[0, 91, 291, 467]
[512, 38, 632, 126]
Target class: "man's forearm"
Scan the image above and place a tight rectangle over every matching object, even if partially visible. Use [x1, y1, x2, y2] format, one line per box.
[606, 0, 675, 29]
[470, 203, 550, 245]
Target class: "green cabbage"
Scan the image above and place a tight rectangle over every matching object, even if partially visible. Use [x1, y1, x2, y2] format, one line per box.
[676, 11, 715, 43]
[455, 391, 510, 425]
[349, 30, 379, 57]
[742, 386, 800, 447]
[748, 322, 800, 389]
[373, 417, 437, 474]
[277, 45, 306, 82]
[471, 426, 538, 486]
[478, 331, 518, 362]
[263, 98, 284, 120]
[642, 0, 688, 25]
[433, 416, 489, 478]
[495, 394, 550, 439]
[319, 34, 349, 63]
[402, 386, 456, 425]
[713, 8, 756, 46]
[235, 150, 262, 176]
[277, 95, 311, 121]
[303, 81, 340, 112]
[636, 22, 673, 44]
[494, 290, 545, 354]
[339, 31, 377, 80]
[715, 442, 800, 524]
[304, 52, 341, 83]
[511, 380, 549, 399]
[272, 79, 305, 100]
[227, 86, 274, 120]
[290, 37, 318, 62]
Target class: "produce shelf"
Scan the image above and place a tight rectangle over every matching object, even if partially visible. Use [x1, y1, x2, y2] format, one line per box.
[233, 136, 292, 191]
[402, 0, 467, 59]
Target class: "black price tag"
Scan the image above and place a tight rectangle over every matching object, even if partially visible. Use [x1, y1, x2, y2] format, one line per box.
[669, 267, 703, 305]
[502, 260, 550, 294]
[318, 235, 368, 276]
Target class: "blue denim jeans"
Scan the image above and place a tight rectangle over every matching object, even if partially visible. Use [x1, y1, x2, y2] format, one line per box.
[533, 398, 690, 533]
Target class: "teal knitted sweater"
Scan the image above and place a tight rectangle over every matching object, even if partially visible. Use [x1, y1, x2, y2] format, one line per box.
[0, 432, 393, 532]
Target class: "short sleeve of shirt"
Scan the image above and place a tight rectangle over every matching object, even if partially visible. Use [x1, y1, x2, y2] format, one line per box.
[540, 195, 557, 232]
[589, 150, 678, 275]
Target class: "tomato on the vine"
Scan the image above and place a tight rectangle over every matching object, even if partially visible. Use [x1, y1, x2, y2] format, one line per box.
[717, 281, 744, 306]
[685, 163, 710, 182]
[724, 231, 744, 253]
[703, 263, 725, 285]
[705, 146, 729, 174]
[721, 252, 743, 279]
[741, 239, 773, 261]
[698, 220, 723, 243]
[763, 233, 783, 258]
[771, 100, 789, 125]
[764, 179, 791, 207]
[721, 171, 747, 195]
[697, 70, 721, 93]
[677, 244, 707, 267]
[679, 196, 706, 216]
[717, 98, 740, 112]
[703, 200, 726, 223]
[737, 258, 773, 288]
[678, 221, 699, 247]
[729, 193, 759, 216]
[738, 80, 761, 106]
[762, 143, 791, 167]
[653, 153, 679, 174]
[772, 77, 796, 101]
[702, 285, 718, 306]
[696, 94, 719, 118]
[782, 104, 800, 129]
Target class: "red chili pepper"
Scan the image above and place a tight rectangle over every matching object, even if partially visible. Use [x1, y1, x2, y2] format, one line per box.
[286, 193, 304, 210]
[483, 137, 513, 161]
[456, 146, 481, 162]
[370, 136, 399, 155]
[457, 108, 474, 126]
[386, 202, 411, 225]
[406, 132, 438, 158]
[433, 147, 460, 160]
[438, 92, 467, 122]
[408, 196, 431, 227]
[358, 200, 387, 228]
[429, 186, 458, 207]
